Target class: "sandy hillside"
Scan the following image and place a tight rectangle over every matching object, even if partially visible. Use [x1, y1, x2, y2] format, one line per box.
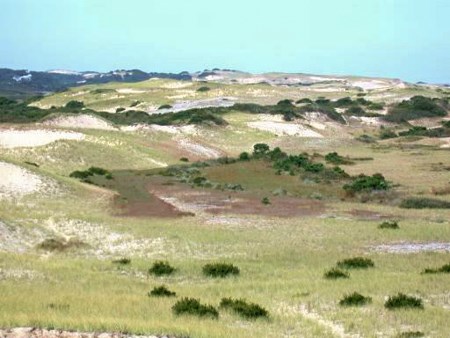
[0, 129, 84, 148]
[43, 114, 116, 130]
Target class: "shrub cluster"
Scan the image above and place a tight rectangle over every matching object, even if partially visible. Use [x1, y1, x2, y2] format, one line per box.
[69, 166, 112, 182]
[400, 197, 450, 209]
[337, 257, 375, 269]
[202, 263, 240, 278]
[422, 263, 450, 274]
[149, 285, 176, 297]
[172, 298, 219, 318]
[324, 268, 349, 279]
[220, 298, 269, 319]
[112, 257, 131, 265]
[339, 292, 372, 306]
[343, 174, 389, 194]
[378, 221, 399, 229]
[324, 152, 353, 165]
[384, 96, 448, 122]
[384, 293, 424, 309]
[148, 261, 176, 276]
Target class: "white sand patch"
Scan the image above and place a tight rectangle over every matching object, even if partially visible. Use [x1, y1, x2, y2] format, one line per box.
[0, 268, 44, 281]
[161, 81, 193, 89]
[0, 328, 161, 338]
[178, 139, 221, 158]
[254, 114, 285, 122]
[0, 162, 58, 200]
[308, 121, 327, 130]
[43, 114, 116, 130]
[349, 116, 382, 126]
[351, 80, 392, 90]
[247, 121, 323, 137]
[371, 242, 450, 253]
[149, 124, 198, 135]
[0, 221, 45, 253]
[44, 218, 168, 258]
[309, 76, 344, 82]
[116, 88, 146, 94]
[0, 129, 84, 148]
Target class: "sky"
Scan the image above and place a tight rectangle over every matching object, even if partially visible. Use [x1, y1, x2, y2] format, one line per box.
[1, 0, 449, 83]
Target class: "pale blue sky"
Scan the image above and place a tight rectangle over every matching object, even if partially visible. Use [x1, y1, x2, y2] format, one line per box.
[1, 0, 449, 83]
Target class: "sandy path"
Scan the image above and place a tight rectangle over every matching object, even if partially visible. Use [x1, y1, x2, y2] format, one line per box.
[247, 121, 323, 137]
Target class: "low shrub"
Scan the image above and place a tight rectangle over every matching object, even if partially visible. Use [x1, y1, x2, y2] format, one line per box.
[343, 173, 389, 194]
[378, 221, 399, 229]
[422, 263, 450, 274]
[261, 197, 270, 205]
[396, 331, 424, 338]
[197, 86, 211, 92]
[112, 258, 131, 265]
[400, 197, 450, 209]
[324, 152, 353, 165]
[88, 166, 109, 175]
[148, 261, 176, 276]
[339, 292, 372, 306]
[179, 157, 189, 162]
[239, 152, 250, 161]
[385, 293, 424, 309]
[158, 104, 173, 110]
[324, 268, 349, 279]
[296, 98, 312, 104]
[337, 257, 374, 269]
[220, 298, 269, 319]
[149, 285, 176, 297]
[202, 263, 240, 278]
[172, 298, 218, 318]
[379, 129, 398, 139]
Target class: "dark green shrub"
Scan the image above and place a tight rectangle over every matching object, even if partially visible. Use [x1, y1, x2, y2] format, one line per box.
[324, 268, 349, 279]
[24, 161, 39, 167]
[112, 258, 131, 265]
[116, 107, 125, 113]
[339, 292, 372, 306]
[202, 263, 240, 278]
[149, 285, 176, 297]
[148, 261, 175, 276]
[88, 166, 109, 175]
[253, 143, 270, 157]
[277, 99, 294, 106]
[343, 173, 389, 194]
[69, 170, 92, 180]
[304, 163, 324, 173]
[130, 100, 141, 107]
[197, 86, 211, 92]
[296, 98, 312, 104]
[158, 104, 173, 110]
[378, 221, 399, 229]
[385, 293, 424, 309]
[220, 298, 269, 319]
[337, 257, 374, 269]
[400, 197, 450, 209]
[379, 129, 398, 139]
[172, 298, 218, 318]
[324, 152, 353, 165]
[396, 331, 424, 338]
[261, 197, 270, 205]
[345, 106, 366, 116]
[180, 157, 189, 162]
[384, 96, 448, 122]
[334, 97, 353, 108]
[422, 263, 450, 274]
[192, 176, 207, 185]
[239, 152, 250, 161]
[65, 100, 84, 109]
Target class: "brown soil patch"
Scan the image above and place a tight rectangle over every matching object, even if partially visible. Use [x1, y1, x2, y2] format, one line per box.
[150, 179, 325, 217]
[113, 193, 193, 218]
